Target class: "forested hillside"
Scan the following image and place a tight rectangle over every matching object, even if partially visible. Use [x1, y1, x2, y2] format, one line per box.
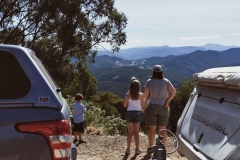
[89, 48, 240, 97]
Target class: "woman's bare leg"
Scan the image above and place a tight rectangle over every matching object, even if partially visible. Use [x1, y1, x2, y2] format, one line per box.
[127, 123, 134, 149]
[133, 122, 141, 149]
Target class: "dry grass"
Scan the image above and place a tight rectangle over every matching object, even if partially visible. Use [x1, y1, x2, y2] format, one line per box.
[74, 133, 188, 160]
[85, 125, 103, 135]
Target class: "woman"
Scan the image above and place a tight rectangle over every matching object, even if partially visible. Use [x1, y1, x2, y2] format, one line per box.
[123, 77, 143, 155]
[142, 65, 176, 153]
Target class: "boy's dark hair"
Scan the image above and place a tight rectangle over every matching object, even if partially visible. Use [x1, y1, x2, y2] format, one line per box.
[75, 93, 83, 101]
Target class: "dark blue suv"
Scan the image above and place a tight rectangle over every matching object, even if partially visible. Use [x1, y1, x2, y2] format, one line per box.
[0, 44, 77, 160]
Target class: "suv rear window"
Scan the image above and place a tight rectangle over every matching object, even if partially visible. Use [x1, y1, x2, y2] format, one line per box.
[0, 51, 31, 99]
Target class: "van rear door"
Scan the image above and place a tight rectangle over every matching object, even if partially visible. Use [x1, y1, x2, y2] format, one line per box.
[179, 86, 240, 160]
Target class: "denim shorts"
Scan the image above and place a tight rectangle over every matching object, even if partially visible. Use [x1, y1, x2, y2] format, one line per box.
[126, 111, 142, 123]
[145, 104, 170, 126]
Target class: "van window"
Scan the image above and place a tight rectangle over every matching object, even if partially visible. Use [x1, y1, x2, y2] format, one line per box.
[0, 51, 31, 99]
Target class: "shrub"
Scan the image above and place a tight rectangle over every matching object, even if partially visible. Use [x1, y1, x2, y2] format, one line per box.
[102, 116, 127, 135]
[91, 92, 126, 119]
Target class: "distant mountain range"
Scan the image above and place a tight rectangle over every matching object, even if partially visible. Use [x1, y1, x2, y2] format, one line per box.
[201, 43, 238, 51]
[88, 46, 240, 97]
[97, 43, 238, 60]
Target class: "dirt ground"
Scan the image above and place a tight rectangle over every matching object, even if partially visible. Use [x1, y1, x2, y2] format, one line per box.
[73, 133, 188, 160]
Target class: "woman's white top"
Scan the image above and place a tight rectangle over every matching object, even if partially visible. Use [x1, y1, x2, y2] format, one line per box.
[127, 93, 143, 111]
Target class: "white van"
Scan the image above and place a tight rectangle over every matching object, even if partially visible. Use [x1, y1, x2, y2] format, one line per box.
[176, 66, 240, 160]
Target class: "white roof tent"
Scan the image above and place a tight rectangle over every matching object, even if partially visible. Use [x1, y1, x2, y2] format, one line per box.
[192, 66, 240, 88]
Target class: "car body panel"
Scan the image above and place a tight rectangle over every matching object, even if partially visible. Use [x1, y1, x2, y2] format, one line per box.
[0, 44, 76, 160]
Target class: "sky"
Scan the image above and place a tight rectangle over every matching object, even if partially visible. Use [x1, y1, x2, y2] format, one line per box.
[103, 0, 240, 49]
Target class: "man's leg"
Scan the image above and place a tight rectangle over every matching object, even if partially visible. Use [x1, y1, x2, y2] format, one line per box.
[148, 125, 157, 146]
[158, 126, 167, 146]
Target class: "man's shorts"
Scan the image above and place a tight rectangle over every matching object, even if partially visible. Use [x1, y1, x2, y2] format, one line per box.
[126, 111, 142, 123]
[74, 121, 84, 133]
[145, 104, 170, 126]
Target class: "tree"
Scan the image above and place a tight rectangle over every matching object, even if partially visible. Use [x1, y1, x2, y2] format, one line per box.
[0, 0, 127, 96]
[63, 65, 97, 99]
[91, 91, 126, 118]
[168, 79, 195, 133]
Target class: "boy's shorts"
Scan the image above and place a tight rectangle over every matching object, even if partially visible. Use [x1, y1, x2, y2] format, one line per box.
[145, 104, 170, 126]
[74, 121, 84, 133]
[126, 111, 142, 123]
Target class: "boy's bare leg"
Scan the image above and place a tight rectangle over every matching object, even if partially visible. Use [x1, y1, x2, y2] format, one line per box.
[74, 131, 78, 140]
[79, 132, 82, 140]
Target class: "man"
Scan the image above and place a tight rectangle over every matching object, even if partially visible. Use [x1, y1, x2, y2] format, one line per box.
[142, 65, 176, 152]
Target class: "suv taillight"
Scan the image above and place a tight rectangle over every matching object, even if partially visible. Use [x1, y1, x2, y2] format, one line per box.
[16, 120, 71, 160]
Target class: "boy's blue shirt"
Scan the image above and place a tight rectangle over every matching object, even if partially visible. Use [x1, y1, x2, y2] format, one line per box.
[72, 102, 86, 123]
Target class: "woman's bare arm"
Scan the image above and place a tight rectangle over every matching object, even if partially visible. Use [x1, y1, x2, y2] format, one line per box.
[141, 88, 149, 112]
[123, 93, 130, 107]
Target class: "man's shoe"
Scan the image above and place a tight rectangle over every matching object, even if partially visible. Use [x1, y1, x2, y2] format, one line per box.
[147, 146, 153, 153]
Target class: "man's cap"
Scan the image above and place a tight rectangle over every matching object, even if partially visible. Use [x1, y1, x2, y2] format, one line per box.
[153, 65, 163, 72]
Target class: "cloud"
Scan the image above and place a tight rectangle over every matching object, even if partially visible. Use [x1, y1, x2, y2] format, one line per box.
[179, 36, 220, 41]
[142, 26, 163, 31]
[228, 33, 240, 36]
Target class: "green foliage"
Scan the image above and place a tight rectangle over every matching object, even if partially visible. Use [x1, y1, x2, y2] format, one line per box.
[102, 116, 127, 135]
[63, 66, 97, 99]
[84, 106, 106, 128]
[168, 79, 195, 133]
[91, 91, 126, 119]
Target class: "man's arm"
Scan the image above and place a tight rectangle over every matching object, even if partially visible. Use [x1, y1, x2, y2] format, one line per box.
[164, 83, 176, 109]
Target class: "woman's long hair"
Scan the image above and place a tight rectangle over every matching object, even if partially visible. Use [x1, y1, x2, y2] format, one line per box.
[129, 77, 140, 100]
[151, 71, 164, 79]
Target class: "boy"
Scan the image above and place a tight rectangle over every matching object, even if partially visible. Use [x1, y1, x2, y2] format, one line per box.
[72, 93, 87, 144]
